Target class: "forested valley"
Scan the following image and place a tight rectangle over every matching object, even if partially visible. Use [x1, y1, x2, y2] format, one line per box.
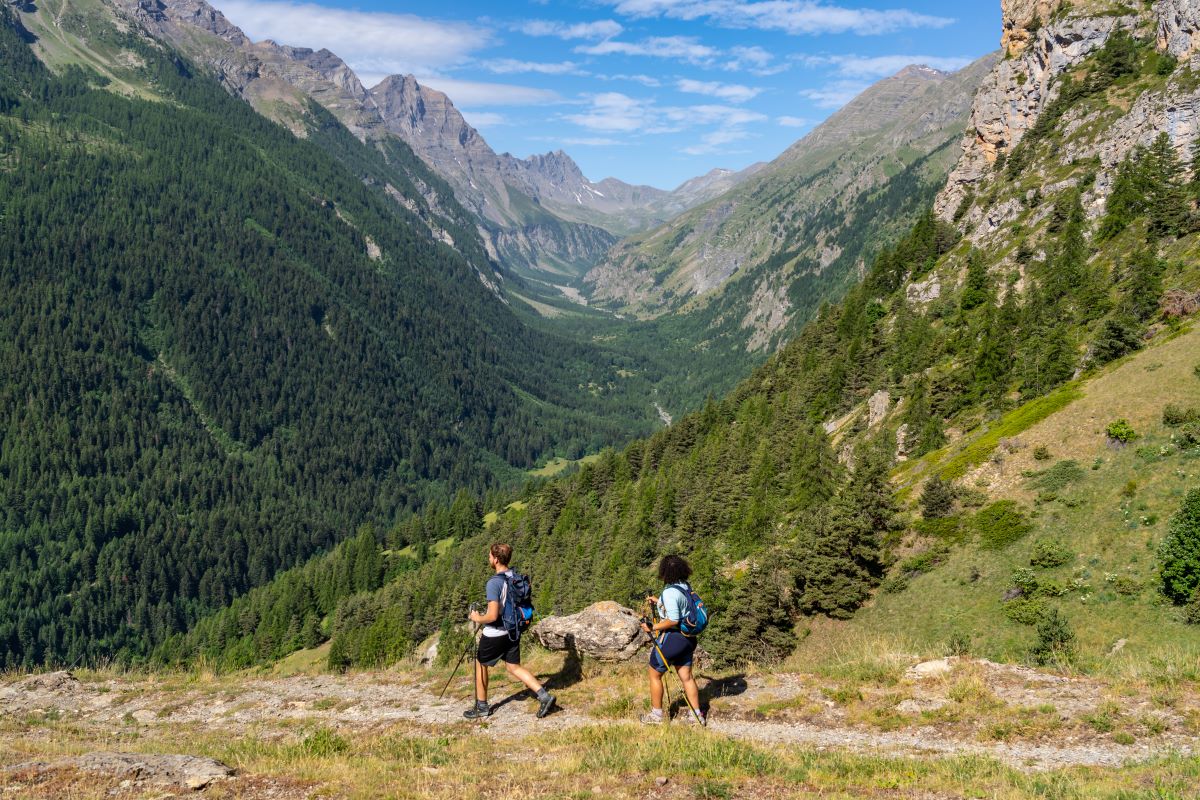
[0, 5, 659, 668]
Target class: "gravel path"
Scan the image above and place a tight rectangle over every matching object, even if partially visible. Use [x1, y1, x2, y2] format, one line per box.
[1, 668, 1195, 772]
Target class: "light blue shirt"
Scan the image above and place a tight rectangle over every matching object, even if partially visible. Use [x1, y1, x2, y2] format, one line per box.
[657, 584, 688, 623]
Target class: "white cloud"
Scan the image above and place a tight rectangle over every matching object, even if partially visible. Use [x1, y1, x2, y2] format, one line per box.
[565, 94, 765, 159]
[460, 111, 507, 127]
[723, 45, 787, 74]
[564, 92, 653, 133]
[676, 78, 762, 103]
[561, 137, 627, 146]
[519, 19, 624, 40]
[777, 115, 811, 127]
[805, 54, 972, 78]
[799, 80, 869, 108]
[484, 59, 585, 75]
[604, 0, 953, 36]
[576, 36, 721, 65]
[416, 77, 561, 107]
[596, 73, 663, 87]
[220, 0, 491, 79]
[682, 127, 753, 155]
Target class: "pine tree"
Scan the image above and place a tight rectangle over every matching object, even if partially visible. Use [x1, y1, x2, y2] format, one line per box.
[959, 250, 993, 312]
[793, 443, 895, 618]
[1124, 248, 1165, 321]
[899, 374, 945, 457]
[1100, 149, 1147, 239]
[705, 563, 796, 668]
[1146, 133, 1189, 237]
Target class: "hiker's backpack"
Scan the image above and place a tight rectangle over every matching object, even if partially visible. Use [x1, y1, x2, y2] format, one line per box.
[500, 570, 535, 640]
[673, 582, 709, 637]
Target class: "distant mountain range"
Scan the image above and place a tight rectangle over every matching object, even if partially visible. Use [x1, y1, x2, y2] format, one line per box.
[95, 0, 757, 282]
[582, 55, 997, 358]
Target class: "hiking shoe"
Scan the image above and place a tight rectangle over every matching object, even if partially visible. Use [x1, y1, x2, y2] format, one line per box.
[463, 704, 492, 720]
[680, 710, 706, 726]
[536, 693, 557, 718]
[640, 711, 665, 725]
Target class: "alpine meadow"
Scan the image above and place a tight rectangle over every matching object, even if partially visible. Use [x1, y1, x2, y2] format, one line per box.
[3, 1, 1200, 798]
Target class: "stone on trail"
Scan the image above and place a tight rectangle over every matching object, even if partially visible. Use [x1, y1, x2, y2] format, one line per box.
[7, 753, 234, 790]
[15, 670, 80, 693]
[532, 601, 647, 661]
[905, 658, 957, 680]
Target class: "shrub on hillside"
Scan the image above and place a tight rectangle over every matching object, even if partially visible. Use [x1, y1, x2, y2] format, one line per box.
[1030, 539, 1074, 569]
[1028, 460, 1086, 493]
[1163, 405, 1200, 426]
[975, 501, 1034, 549]
[1185, 589, 1200, 626]
[919, 476, 958, 519]
[1159, 488, 1200, 605]
[1176, 422, 1200, 450]
[1029, 608, 1077, 666]
[1004, 597, 1048, 625]
[1106, 419, 1139, 445]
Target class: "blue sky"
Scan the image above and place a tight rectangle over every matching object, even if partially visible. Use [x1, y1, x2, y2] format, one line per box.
[217, 0, 1001, 189]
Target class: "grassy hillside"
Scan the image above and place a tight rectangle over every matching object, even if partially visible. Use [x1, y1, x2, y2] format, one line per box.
[806, 322, 1200, 671]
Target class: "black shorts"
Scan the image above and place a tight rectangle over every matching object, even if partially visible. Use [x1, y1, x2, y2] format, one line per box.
[476, 634, 520, 667]
[649, 631, 696, 673]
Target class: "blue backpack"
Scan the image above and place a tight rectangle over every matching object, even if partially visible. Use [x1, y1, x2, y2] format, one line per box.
[672, 583, 709, 637]
[500, 571, 534, 640]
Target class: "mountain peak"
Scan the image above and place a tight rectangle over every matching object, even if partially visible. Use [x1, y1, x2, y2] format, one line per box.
[894, 64, 949, 80]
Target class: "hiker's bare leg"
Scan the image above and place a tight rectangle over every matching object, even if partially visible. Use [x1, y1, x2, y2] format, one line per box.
[677, 665, 702, 715]
[475, 660, 489, 704]
[648, 667, 665, 710]
[503, 661, 544, 693]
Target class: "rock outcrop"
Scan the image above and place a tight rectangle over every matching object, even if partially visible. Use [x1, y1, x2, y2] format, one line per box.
[1159, 0, 1200, 58]
[936, 3, 1132, 223]
[7, 753, 233, 790]
[532, 601, 647, 661]
[938, 0, 1200, 238]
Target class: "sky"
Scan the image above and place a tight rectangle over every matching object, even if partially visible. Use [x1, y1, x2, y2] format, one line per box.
[216, 0, 1002, 189]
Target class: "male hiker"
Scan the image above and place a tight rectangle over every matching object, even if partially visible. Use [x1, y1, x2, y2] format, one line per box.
[641, 554, 705, 725]
[463, 543, 556, 719]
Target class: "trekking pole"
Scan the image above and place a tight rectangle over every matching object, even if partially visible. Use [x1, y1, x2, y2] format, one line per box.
[438, 610, 480, 700]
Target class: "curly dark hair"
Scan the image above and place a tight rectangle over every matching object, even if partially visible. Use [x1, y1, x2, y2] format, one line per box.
[657, 554, 692, 585]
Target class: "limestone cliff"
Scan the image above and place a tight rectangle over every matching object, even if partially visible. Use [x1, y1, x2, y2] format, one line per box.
[937, 0, 1200, 247]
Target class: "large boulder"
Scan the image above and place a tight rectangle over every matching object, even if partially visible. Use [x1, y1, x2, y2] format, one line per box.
[532, 601, 647, 661]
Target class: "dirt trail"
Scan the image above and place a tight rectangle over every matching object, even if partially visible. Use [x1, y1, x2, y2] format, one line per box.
[1, 661, 1195, 774]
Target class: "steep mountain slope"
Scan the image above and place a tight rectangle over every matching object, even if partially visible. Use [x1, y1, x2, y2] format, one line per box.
[584, 56, 997, 354]
[96, 0, 757, 283]
[0, 3, 662, 668]
[167, 0, 1200, 677]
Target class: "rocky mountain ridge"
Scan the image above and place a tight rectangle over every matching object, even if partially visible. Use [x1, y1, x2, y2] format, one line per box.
[46, 0, 739, 281]
[583, 54, 997, 353]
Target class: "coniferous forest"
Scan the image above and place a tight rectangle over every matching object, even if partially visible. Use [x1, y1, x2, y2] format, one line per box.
[0, 7, 658, 668]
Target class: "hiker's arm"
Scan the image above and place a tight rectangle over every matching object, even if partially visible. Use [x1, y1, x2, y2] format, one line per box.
[469, 600, 500, 625]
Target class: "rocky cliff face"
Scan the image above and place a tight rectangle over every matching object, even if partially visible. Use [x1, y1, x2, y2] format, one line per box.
[937, 0, 1200, 244]
[936, 1, 1132, 223]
